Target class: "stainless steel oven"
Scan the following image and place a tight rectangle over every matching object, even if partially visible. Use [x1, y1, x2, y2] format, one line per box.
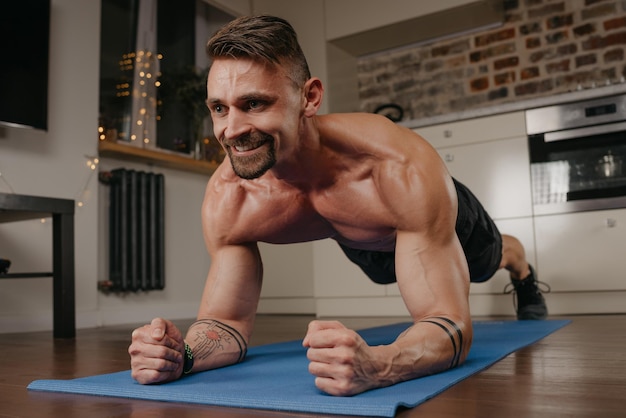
[527, 94, 626, 215]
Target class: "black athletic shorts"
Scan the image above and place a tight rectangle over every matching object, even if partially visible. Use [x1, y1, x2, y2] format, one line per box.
[338, 178, 502, 284]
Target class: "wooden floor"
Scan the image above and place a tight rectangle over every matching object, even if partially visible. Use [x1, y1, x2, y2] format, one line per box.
[1, 314, 626, 417]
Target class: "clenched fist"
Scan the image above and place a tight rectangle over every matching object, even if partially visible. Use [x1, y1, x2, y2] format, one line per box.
[303, 320, 392, 396]
[128, 318, 185, 384]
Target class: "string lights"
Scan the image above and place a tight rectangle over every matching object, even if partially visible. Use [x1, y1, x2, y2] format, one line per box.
[0, 169, 15, 193]
[135, 50, 161, 147]
[0, 156, 98, 209]
[110, 50, 162, 147]
[76, 155, 99, 208]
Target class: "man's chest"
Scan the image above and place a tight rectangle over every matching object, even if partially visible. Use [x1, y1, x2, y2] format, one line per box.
[311, 189, 398, 250]
[235, 184, 398, 250]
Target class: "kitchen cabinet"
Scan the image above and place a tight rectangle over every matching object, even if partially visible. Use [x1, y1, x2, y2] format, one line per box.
[258, 242, 316, 314]
[435, 137, 532, 220]
[415, 111, 526, 148]
[416, 111, 532, 220]
[534, 209, 626, 292]
[312, 238, 392, 317]
[313, 240, 386, 299]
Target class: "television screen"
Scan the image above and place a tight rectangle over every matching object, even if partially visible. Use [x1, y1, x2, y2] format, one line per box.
[0, 0, 51, 131]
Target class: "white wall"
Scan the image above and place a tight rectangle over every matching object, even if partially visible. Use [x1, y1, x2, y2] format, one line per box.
[324, 0, 479, 40]
[0, 0, 101, 333]
[252, 0, 328, 114]
[205, 0, 251, 17]
[95, 160, 212, 327]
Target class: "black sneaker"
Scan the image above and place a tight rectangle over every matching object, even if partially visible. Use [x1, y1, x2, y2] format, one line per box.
[504, 265, 549, 320]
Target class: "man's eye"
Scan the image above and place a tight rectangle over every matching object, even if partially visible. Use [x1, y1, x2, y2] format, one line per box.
[212, 104, 223, 113]
[248, 100, 262, 110]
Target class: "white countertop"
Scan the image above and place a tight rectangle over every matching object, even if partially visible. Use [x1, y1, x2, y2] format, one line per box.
[400, 83, 626, 129]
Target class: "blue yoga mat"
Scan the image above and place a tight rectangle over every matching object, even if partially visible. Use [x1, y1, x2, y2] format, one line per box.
[28, 319, 569, 417]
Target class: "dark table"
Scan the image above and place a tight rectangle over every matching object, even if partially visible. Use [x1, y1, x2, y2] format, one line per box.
[0, 192, 75, 338]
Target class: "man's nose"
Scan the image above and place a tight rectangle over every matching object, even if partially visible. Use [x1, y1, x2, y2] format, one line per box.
[222, 109, 249, 141]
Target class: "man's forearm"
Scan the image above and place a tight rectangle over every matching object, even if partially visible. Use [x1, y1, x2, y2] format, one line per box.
[382, 317, 472, 384]
[184, 319, 248, 374]
[416, 316, 467, 369]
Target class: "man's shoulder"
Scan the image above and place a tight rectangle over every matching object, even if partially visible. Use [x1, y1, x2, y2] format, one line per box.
[318, 112, 424, 153]
[319, 112, 405, 129]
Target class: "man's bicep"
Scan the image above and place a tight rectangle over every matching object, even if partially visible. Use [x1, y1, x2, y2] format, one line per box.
[394, 230, 470, 322]
[197, 242, 263, 339]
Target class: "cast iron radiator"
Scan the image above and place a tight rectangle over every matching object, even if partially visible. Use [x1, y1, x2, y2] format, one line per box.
[106, 168, 165, 292]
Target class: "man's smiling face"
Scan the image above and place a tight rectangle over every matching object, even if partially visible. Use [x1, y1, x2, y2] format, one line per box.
[206, 58, 304, 180]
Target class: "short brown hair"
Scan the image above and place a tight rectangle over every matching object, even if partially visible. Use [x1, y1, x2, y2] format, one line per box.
[206, 15, 311, 88]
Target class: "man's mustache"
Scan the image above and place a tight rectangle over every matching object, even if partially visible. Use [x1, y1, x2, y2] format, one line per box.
[223, 132, 273, 148]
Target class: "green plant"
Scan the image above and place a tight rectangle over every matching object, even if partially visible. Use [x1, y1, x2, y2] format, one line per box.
[158, 65, 210, 140]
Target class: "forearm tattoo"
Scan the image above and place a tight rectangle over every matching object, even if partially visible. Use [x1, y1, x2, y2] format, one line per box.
[419, 316, 464, 369]
[188, 319, 248, 363]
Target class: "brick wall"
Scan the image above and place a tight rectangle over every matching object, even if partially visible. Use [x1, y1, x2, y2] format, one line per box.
[357, 0, 626, 120]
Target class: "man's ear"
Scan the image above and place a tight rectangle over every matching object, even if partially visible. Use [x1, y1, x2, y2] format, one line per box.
[302, 77, 323, 117]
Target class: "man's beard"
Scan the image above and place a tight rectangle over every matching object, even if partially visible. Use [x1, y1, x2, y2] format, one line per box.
[225, 132, 276, 180]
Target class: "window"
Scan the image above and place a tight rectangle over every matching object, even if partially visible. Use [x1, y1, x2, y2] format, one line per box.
[99, 0, 233, 160]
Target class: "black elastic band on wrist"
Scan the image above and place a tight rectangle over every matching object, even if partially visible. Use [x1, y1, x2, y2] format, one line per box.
[420, 319, 458, 369]
[432, 316, 464, 367]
